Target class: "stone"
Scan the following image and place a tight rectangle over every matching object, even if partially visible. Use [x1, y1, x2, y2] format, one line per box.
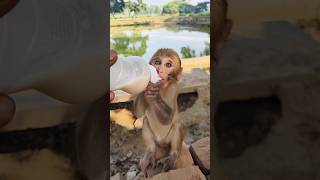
[126, 171, 137, 180]
[175, 142, 194, 168]
[127, 151, 133, 158]
[151, 165, 206, 180]
[111, 173, 123, 180]
[189, 137, 210, 175]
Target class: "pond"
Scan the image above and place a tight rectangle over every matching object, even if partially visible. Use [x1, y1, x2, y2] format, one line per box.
[110, 24, 210, 61]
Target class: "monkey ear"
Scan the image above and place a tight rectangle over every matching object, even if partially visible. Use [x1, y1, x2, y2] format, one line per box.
[176, 67, 183, 81]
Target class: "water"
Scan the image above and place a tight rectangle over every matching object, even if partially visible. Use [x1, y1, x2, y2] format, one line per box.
[110, 25, 210, 61]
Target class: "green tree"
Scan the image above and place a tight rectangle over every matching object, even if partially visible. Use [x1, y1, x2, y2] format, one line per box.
[200, 41, 210, 56]
[194, 2, 209, 13]
[176, 1, 210, 15]
[111, 31, 149, 57]
[125, 0, 147, 17]
[162, 0, 187, 14]
[178, 3, 194, 14]
[110, 0, 125, 16]
[180, 46, 196, 58]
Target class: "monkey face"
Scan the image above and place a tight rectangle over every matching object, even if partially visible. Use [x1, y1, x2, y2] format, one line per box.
[150, 56, 177, 88]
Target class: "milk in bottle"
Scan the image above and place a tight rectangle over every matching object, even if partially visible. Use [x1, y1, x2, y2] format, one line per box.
[110, 56, 161, 95]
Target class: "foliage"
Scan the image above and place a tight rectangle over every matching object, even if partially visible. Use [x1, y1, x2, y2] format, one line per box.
[111, 31, 149, 57]
[110, 0, 210, 18]
[110, 0, 125, 16]
[200, 42, 210, 56]
[180, 46, 196, 58]
[181, 41, 210, 58]
[178, 1, 210, 15]
[125, 0, 147, 17]
[178, 3, 194, 14]
[162, 0, 186, 15]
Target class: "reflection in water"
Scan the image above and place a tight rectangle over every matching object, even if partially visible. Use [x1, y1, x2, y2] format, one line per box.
[111, 31, 149, 57]
[110, 24, 210, 60]
[181, 41, 210, 58]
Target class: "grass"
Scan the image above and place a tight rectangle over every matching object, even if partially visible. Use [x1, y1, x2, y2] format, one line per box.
[110, 16, 173, 27]
[110, 13, 210, 27]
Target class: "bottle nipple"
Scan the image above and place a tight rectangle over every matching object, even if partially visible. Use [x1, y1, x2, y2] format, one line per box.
[148, 65, 161, 83]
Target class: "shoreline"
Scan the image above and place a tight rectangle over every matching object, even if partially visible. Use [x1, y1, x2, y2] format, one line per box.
[111, 16, 210, 27]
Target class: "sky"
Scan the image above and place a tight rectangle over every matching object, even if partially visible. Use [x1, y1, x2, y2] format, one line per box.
[144, 0, 209, 6]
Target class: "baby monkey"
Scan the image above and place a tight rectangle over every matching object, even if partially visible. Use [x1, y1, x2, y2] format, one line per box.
[134, 48, 187, 178]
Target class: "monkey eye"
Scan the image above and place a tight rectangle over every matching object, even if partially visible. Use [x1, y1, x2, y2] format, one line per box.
[154, 60, 161, 65]
[165, 62, 172, 68]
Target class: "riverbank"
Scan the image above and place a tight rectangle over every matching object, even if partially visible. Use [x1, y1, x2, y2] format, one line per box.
[182, 56, 210, 72]
[110, 15, 210, 27]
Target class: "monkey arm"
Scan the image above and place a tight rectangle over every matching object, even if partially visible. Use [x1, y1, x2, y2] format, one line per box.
[170, 123, 185, 156]
[147, 97, 174, 125]
[145, 83, 178, 125]
[134, 93, 147, 118]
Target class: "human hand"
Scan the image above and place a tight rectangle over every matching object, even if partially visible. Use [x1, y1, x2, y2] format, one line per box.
[0, 94, 15, 128]
[110, 91, 115, 102]
[110, 49, 117, 67]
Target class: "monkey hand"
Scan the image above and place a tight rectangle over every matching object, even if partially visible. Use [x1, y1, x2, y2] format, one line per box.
[110, 49, 118, 66]
[140, 151, 156, 177]
[156, 153, 177, 172]
[144, 82, 160, 104]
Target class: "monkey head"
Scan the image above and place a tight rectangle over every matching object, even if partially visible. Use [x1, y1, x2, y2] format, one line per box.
[149, 48, 183, 88]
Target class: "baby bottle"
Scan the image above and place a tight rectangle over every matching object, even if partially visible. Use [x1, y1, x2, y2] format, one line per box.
[110, 56, 161, 95]
[0, 0, 107, 104]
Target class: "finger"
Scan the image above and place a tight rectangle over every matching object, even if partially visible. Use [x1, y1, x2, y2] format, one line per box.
[110, 49, 118, 66]
[148, 82, 154, 86]
[148, 90, 159, 96]
[145, 90, 159, 96]
[145, 94, 157, 98]
[148, 85, 160, 91]
[0, 94, 16, 128]
[110, 91, 115, 102]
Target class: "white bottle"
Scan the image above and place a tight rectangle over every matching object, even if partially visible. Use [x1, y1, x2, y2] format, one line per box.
[110, 56, 161, 95]
[0, 0, 107, 104]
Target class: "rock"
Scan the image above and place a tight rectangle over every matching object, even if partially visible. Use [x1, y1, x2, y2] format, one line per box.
[189, 137, 210, 175]
[120, 156, 127, 162]
[111, 173, 123, 180]
[126, 171, 137, 180]
[133, 172, 145, 180]
[151, 165, 206, 180]
[127, 151, 133, 158]
[175, 142, 194, 168]
[129, 165, 137, 171]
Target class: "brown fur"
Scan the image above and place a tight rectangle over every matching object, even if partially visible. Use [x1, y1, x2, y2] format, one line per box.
[134, 50, 191, 178]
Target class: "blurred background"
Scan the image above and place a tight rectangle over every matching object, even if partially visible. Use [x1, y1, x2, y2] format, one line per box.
[110, 0, 210, 60]
[213, 0, 320, 180]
